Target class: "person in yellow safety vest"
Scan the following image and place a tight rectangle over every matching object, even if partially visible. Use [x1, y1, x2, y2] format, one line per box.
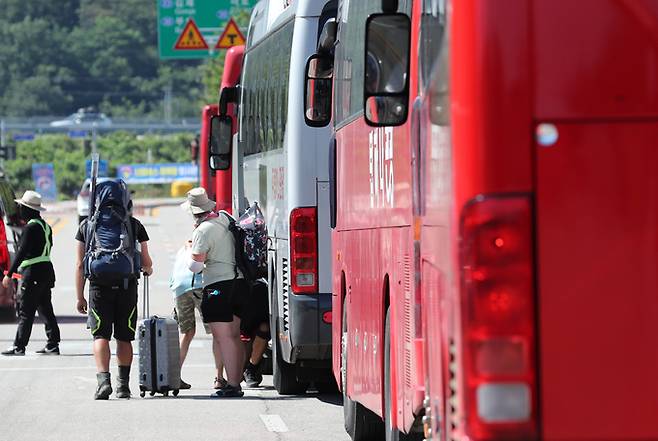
[1, 191, 60, 356]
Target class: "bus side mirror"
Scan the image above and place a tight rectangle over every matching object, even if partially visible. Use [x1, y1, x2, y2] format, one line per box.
[363, 13, 411, 127]
[304, 54, 333, 127]
[209, 115, 233, 171]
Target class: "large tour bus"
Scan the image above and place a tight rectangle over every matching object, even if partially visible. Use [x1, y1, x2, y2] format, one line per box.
[322, 0, 426, 439]
[328, 1, 658, 441]
[199, 46, 244, 213]
[209, 0, 338, 394]
[199, 104, 219, 200]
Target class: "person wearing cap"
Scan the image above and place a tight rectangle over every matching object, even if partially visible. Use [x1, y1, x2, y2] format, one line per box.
[182, 187, 249, 398]
[1, 191, 60, 356]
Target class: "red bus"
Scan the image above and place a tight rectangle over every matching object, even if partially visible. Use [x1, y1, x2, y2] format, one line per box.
[326, 1, 425, 439]
[215, 44, 244, 214]
[348, 0, 658, 441]
[415, 2, 658, 441]
[200, 45, 245, 213]
[199, 103, 219, 200]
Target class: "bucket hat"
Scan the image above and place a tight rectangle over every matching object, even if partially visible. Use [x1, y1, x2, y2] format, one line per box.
[15, 190, 46, 212]
[180, 187, 216, 215]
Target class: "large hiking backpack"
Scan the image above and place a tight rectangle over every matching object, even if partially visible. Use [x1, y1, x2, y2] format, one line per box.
[221, 202, 268, 281]
[84, 180, 139, 286]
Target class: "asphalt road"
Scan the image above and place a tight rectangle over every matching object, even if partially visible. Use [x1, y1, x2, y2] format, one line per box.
[0, 201, 349, 441]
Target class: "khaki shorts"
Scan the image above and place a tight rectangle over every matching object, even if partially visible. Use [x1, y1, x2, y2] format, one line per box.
[174, 290, 211, 334]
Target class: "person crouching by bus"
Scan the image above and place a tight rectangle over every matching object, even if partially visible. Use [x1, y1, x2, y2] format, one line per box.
[1, 191, 60, 356]
[169, 242, 226, 390]
[181, 187, 248, 398]
[241, 279, 270, 388]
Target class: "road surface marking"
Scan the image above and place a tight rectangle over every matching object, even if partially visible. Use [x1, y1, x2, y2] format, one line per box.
[51, 216, 70, 236]
[74, 376, 97, 384]
[259, 415, 289, 433]
[0, 362, 217, 372]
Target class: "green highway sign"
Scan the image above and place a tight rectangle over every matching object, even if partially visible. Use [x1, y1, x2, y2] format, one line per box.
[157, 0, 256, 60]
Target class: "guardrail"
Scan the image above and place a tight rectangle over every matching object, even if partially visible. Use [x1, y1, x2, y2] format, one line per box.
[0, 118, 201, 135]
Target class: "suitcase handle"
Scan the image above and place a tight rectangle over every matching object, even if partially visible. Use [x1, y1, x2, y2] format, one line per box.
[142, 274, 150, 319]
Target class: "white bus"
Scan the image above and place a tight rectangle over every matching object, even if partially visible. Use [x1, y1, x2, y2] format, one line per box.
[210, 0, 338, 394]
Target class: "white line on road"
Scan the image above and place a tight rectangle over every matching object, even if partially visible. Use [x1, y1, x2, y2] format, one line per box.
[74, 376, 97, 383]
[0, 362, 216, 373]
[259, 415, 289, 433]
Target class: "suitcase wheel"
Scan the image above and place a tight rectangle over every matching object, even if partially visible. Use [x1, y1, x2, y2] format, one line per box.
[163, 391, 169, 397]
[140, 391, 145, 398]
[173, 389, 179, 397]
[149, 391, 155, 396]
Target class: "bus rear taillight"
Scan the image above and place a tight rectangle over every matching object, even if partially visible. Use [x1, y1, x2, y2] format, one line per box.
[460, 196, 538, 441]
[290, 207, 318, 294]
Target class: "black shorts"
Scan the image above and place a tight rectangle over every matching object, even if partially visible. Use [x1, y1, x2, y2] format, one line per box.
[240, 280, 270, 336]
[201, 279, 249, 323]
[88, 281, 138, 341]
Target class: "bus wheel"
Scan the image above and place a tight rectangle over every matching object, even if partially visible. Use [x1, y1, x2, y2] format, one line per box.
[272, 322, 309, 395]
[384, 309, 422, 441]
[343, 302, 383, 440]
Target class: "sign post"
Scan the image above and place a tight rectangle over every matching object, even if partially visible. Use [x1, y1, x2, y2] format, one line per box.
[157, 0, 256, 60]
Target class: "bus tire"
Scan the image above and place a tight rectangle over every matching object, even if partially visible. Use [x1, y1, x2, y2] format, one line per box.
[343, 301, 383, 440]
[272, 321, 309, 395]
[271, 274, 309, 395]
[385, 309, 422, 441]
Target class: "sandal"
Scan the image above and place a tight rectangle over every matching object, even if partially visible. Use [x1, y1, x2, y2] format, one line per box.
[214, 377, 228, 390]
[212, 384, 244, 398]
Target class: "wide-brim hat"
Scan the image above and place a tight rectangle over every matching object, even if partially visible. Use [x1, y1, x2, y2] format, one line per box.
[15, 190, 46, 212]
[180, 187, 216, 215]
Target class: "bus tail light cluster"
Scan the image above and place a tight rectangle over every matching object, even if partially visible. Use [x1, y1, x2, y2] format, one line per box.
[460, 196, 538, 441]
[290, 207, 318, 294]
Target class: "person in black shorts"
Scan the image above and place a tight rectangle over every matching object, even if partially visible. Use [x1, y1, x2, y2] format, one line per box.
[74, 185, 152, 400]
[182, 187, 248, 398]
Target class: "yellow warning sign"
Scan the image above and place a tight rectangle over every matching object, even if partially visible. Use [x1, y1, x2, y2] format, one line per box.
[174, 19, 208, 50]
[215, 18, 246, 49]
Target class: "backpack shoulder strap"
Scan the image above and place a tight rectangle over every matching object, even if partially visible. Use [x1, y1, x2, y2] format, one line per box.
[219, 212, 239, 279]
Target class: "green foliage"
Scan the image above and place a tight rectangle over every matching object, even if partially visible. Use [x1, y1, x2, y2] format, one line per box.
[4, 133, 194, 199]
[0, 1, 252, 118]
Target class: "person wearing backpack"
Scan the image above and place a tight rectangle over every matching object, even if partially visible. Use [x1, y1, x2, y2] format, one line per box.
[182, 187, 249, 398]
[1, 191, 60, 356]
[74, 179, 153, 400]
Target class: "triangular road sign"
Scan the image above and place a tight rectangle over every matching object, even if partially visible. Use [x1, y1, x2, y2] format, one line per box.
[174, 19, 209, 50]
[215, 18, 246, 49]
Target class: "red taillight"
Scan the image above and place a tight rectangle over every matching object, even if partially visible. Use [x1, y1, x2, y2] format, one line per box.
[322, 311, 332, 324]
[290, 207, 318, 294]
[460, 195, 538, 441]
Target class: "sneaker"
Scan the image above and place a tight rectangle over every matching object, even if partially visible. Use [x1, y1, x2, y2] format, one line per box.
[180, 379, 192, 390]
[214, 377, 228, 390]
[244, 365, 263, 388]
[36, 345, 60, 355]
[212, 384, 244, 398]
[1, 346, 25, 356]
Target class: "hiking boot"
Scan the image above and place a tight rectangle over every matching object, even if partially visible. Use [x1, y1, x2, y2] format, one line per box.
[244, 364, 263, 388]
[36, 345, 60, 355]
[214, 377, 228, 390]
[94, 372, 112, 400]
[1, 346, 25, 356]
[116, 377, 131, 399]
[180, 379, 192, 390]
[212, 384, 244, 398]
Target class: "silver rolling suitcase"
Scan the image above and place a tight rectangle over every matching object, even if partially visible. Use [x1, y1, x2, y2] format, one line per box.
[138, 275, 181, 397]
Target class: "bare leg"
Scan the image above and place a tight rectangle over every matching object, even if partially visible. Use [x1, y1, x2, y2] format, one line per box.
[180, 330, 195, 366]
[213, 338, 225, 380]
[116, 340, 133, 367]
[94, 339, 111, 372]
[250, 322, 269, 365]
[210, 316, 244, 387]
